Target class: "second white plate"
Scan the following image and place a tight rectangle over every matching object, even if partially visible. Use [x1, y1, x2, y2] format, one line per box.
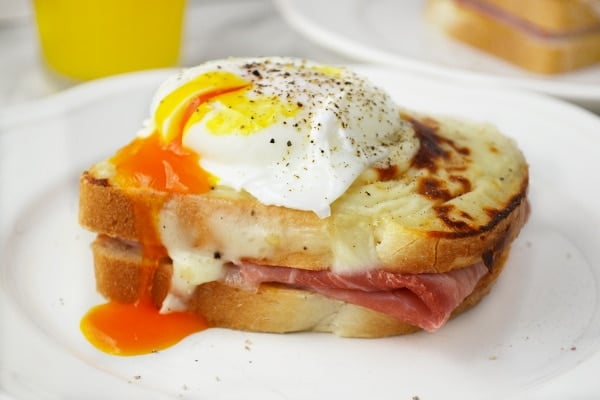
[276, 0, 600, 112]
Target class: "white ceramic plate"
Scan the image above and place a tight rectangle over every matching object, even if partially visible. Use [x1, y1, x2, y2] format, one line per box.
[275, 0, 600, 112]
[1, 67, 600, 400]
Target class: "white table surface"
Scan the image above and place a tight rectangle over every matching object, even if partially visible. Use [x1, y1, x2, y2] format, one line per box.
[2, 0, 599, 115]
[0, 0, 354, 111]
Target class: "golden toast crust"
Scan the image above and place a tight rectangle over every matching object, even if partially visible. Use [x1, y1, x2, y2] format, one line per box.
[80, 112, 529, 274]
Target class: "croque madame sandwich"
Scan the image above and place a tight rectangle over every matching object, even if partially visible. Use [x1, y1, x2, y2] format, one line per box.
[79, 57, 529, 343]
[426, 0, 600, 74]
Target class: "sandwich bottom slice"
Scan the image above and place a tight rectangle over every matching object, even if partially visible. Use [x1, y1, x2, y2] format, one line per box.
[79, 110, 529, 338]
[90, 234, 512, 337]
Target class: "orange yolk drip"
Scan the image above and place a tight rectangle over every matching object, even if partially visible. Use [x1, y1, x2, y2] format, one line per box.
[110, 133, 211, 194]
[80, 245, 208, 356]
[110, 78, 251, 194]
[80, 299, 207, 356]
[81, 75, 251, 355]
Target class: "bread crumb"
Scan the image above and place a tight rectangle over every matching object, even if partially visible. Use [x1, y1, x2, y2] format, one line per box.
[244, 339, 252, 351]
[488, 355, 497, 360]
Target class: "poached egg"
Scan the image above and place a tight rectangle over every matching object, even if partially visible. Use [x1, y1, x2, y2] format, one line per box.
[116, 57, 418, 217]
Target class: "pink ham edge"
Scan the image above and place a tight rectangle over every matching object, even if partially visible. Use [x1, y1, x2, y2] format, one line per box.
[456, 0, 600, 39]
[227, 262, 489, 332]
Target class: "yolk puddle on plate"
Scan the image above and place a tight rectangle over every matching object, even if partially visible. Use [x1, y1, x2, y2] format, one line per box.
[80, 299, 207, 356]
[81, 245, 208, 356]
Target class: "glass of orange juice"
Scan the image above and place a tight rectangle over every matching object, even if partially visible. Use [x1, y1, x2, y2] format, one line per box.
[32, 0, 186, 80]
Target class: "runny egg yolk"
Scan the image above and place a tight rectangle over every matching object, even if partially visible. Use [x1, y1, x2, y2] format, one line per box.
[83, 72, 268, 355]
[110, 133, 211, 194]
[184, 87, 300, 136]
[80, 298, 207, 356]
[80, 240, 208, 356]
[110, 70, 253, 194]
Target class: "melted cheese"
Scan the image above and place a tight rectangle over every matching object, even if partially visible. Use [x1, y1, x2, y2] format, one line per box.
[161, 252, 225, 312]
[158, 201, 282, 311]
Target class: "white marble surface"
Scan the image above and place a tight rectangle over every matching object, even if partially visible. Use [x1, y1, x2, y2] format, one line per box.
[2, 0, 600, 115]
[0, 0, 354, 111]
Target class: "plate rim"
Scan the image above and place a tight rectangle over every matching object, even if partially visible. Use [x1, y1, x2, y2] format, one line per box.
[275, 0, 600, 102]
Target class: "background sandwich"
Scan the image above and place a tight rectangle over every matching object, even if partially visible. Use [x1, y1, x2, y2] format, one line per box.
[426, 0, 600, 74]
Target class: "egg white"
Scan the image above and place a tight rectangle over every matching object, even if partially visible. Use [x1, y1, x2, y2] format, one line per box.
[150, 57, 417, 217]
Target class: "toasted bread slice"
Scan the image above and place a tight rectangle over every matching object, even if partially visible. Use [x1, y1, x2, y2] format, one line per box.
[80, 112, 529, 275]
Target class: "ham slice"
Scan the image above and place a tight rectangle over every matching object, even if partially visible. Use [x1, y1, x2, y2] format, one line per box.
[226, 262, 488, 332]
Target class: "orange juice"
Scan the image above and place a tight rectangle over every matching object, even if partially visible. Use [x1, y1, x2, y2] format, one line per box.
[32, 0, 186, 80]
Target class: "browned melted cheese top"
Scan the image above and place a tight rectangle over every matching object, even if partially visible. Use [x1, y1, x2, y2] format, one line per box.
[331, 112, 528, 254]
[405, 116, 528, 238]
